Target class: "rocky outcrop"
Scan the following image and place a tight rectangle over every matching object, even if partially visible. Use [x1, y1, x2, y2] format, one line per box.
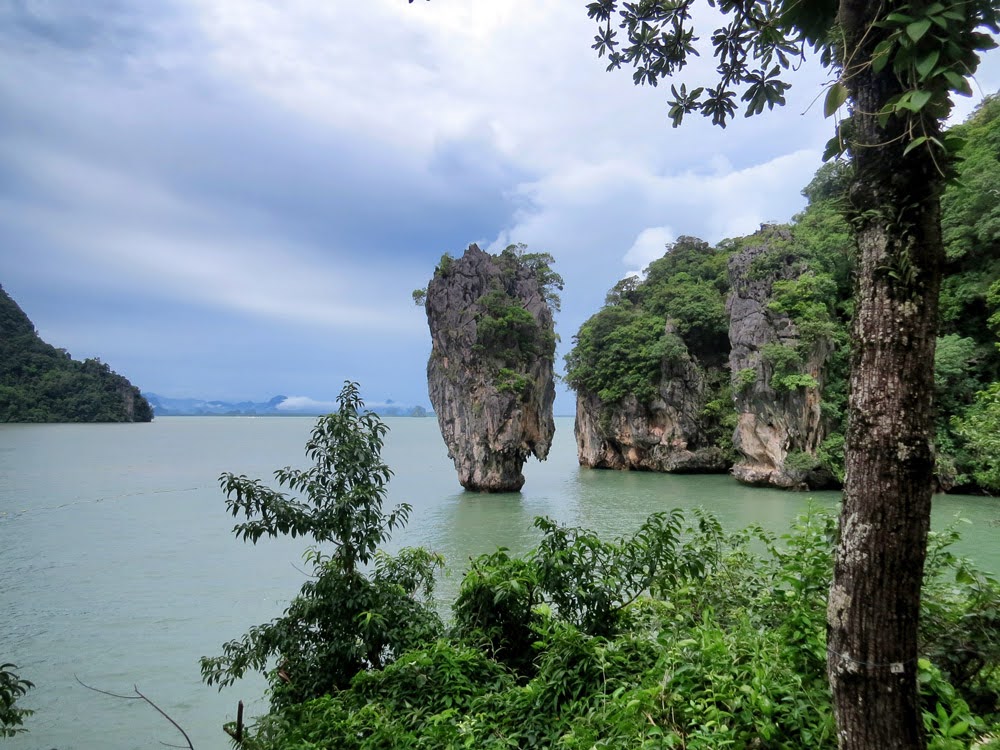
[575, 322, 728, 472]
[424, 244, 556, 492]
[0, 284, 153, 423]
[727, 226, 833, 489]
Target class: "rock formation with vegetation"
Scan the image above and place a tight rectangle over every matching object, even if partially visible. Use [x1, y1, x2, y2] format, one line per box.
[419, 244, 561, 491]
[0, 284, 153, 423]
[565, 96, 1000, 495]
[566, 237, 732, 474]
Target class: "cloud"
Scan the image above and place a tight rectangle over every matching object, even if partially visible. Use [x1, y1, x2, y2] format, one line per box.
[275, 396, 339, 412]
[624, 227, 676, 274]
[2, 0, 997, 416]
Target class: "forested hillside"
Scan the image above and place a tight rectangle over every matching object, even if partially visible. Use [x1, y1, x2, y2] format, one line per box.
[566, 96, 1000, 494]
[0, 285, 153, 423]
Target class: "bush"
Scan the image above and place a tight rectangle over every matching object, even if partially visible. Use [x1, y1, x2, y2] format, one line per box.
[237, 508, 1000, 749]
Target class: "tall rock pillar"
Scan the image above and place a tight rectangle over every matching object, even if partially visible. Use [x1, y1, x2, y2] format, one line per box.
[422, 244, 557, 492]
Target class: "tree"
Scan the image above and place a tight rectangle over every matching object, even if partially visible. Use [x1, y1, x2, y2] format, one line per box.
[580, 3, 997, 749]
[200, 381, 443, 707]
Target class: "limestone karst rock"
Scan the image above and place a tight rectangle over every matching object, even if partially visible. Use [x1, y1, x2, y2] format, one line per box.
[573, 320, 728, 473]
[422, 244, 557, 491]
[726, 226, 834, 490]
[568, 237, 732, 474]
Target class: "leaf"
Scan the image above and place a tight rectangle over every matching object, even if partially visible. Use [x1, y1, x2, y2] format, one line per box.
[943, 70, 974, 96]
[824, 82, 849, 118]
[872, 39, 895, 73]
[903, 136, 928, 156]
[915, 50, 939, 79]
[948, 720, 970, 737]
[906, 18, 933, 42]
[899, 89, 933, 112]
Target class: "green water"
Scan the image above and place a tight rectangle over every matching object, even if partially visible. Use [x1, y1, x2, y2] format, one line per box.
[1, 417, 996, 749]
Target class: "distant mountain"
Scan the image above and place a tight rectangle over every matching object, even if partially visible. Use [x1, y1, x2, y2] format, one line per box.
[0, 284, 153, 423]
[143, 393, 431, 418]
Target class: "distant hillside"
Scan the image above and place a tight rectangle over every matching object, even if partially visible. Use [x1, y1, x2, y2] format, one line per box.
[144, 393, 431, 418]
[0, 285, 153, 423]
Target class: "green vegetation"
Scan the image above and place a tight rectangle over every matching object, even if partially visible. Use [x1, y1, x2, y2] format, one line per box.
[200, 382, 444, 709]
[564, 97, 1000, 492]
[231, 507, 1000, 749]
[0, 663, 33, 737]
[565, 236, 732, 441]
[0, 285, 152, 423]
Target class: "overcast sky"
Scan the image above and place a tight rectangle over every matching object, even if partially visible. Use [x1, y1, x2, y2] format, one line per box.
[2, 1, 997, 415]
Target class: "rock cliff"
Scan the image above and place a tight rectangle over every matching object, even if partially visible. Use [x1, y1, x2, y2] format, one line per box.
[574, 322, 728, 472]
[567, 237, 733, 474]
[423, 244, 557, 491]
[726, 227, 833, 489]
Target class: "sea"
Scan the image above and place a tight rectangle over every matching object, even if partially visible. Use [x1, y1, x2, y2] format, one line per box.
[1, 416, 997, 749]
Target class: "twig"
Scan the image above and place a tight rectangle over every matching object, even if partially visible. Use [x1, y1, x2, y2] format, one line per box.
[75, 675, 194, 749]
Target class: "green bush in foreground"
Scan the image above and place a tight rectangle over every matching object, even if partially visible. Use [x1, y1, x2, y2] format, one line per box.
[235, 508, 1000, 749]
[0, 663, 33, 737]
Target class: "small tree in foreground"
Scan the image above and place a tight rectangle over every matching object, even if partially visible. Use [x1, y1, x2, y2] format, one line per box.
[200, 381, 443, 707]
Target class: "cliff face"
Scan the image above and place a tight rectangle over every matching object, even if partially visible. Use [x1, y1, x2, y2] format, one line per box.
[424, 245, 556, 491]
[574, 323, 728, 472]
[726, 228, 833, 489]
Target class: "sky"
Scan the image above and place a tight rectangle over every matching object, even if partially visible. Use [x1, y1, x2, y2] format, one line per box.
[2, 1, 998, 416]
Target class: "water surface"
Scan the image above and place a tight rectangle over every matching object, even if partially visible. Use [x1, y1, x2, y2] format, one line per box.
[1, 417, 996, 749]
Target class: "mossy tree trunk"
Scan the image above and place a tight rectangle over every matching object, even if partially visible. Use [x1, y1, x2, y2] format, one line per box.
[826, 2, 946, 748]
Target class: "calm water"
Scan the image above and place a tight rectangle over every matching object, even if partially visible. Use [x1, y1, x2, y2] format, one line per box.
[1, 417, 997, 749]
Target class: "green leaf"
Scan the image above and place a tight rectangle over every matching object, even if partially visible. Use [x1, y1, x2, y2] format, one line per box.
[824, 82, 849, 118]
[884, 12, 915, 23]
[822, 135, 844, 162]
[899, 89, 933, 112]
[943, 70, 973, 96]
[872, 39, 895, 73]
[906, 18, 932, 42]
[948, 720, 970, 737]
[903, 136, 928, 156]
[955, 566, 975, 584]
[915, 50, 939, 79]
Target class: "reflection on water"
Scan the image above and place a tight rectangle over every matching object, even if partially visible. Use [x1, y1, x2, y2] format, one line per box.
[1, 416, 996, 750]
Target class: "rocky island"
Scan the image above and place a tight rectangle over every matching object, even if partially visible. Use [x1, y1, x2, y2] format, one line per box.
[418, 244, 560, 491]
[0, 284, 153, 422]
[566, 98, 1000, 495]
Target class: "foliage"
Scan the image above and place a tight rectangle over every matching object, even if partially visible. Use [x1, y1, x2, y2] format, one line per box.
[566, 305, 675, 404]
[952, 383, 1000, 492]
[565, 237, 731, 427]
[0, 663, 33, 737]
[475, 290, 548, 366]
[200, 382, 443, 707]
[501, 243, 565, 313]
[467, 244, 560, 391]
[236, 508, 1000, 749]
[0, 285, 153, 423]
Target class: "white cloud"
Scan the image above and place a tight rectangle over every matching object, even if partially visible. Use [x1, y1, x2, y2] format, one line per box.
[624, 227, 675, 274]
[275, 396, 338, 412]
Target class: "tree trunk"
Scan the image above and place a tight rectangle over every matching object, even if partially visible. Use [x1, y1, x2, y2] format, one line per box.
[828, 3, 946, 749]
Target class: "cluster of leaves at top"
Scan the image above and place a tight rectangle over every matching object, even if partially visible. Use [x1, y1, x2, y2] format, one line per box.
[0, 285, 153, 423]
[565, 95, 1000, 493]
[202, 386, 1000, 748]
